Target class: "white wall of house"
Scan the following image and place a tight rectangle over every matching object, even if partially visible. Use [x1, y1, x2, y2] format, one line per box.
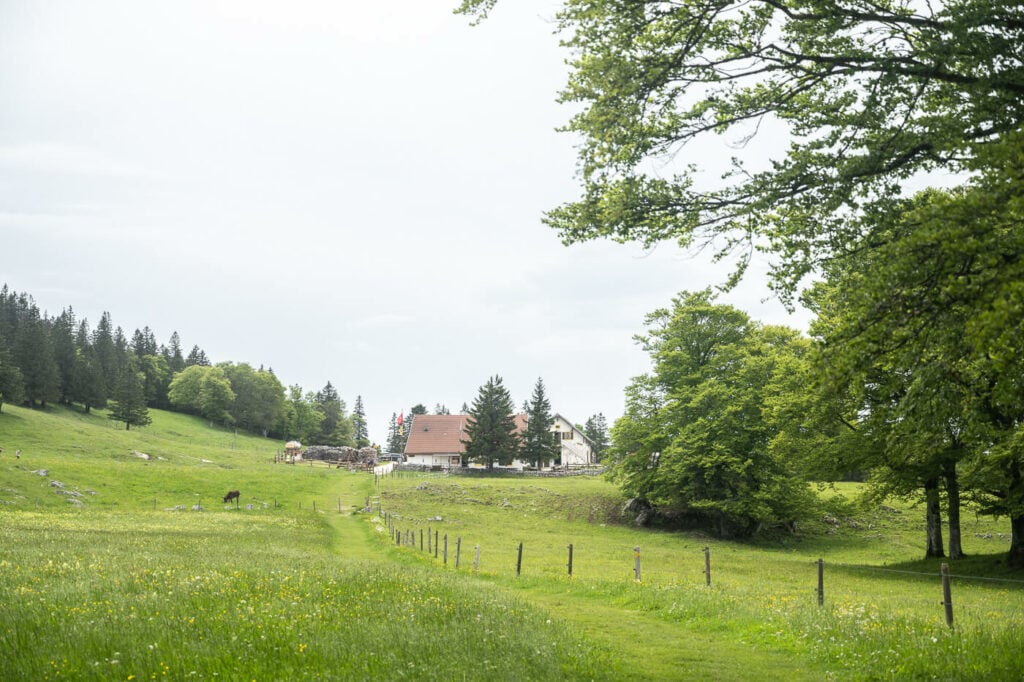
[406, 453, 461, 467]
[551, 414, 595, 467]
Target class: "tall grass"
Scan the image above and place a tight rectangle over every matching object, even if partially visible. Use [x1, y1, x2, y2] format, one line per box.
[375, 473, 1024, 679]
[0, 509, 614, 681]
[4, 404, 1024, 680]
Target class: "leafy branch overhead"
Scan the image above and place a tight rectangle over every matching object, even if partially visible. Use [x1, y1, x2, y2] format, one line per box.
[457, 0, 1024, 298]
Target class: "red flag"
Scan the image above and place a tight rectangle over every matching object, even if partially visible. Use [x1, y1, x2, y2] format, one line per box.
[397, 412, 404, 426]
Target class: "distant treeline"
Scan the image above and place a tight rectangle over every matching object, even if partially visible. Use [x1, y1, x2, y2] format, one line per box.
[0, 285, 370, 447]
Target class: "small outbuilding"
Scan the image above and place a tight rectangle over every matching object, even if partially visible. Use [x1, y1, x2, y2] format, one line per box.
[284, 440, 302, 463]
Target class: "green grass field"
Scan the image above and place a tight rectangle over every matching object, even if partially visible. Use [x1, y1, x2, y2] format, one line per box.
[2, 403, 1023, 680]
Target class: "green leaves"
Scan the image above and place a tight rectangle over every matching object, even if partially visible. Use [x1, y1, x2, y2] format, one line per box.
[460, 0, 1024, 298]
[609, 290, 814, 536]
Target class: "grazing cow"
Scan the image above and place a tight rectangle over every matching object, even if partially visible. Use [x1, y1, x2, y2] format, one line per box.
[223, 490, 241, 504]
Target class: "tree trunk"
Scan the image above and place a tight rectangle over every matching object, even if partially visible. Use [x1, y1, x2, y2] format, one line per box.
[125, 422, 131, 431]
[944, 462, 963, 560]
[924, 477, 945, 558]
[1009, 515, 1024, 569]
[1008, 458, 1024, 569]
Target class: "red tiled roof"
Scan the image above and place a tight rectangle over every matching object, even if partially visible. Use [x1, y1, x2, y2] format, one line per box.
[403, 413, 529, 455]
[403, 415, 469, 455]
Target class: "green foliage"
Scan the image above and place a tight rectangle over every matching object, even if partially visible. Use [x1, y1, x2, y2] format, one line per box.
[219, 362, 286, 435]
[275, 385, 325, 445]
[807, 133, 1024, 565]
[462, 375, 520, 469]
[458, 0, 1024, 300]
[521, 378, 558, 468]
[0, 338, 24, 414]
[610, 290, 815, 536]
[352, 395, 370, 447]
[583, 413, 610, 460]
[168, 365, 235, 423]
[108, 359, 152, 431]
[313, 381, 353, 446]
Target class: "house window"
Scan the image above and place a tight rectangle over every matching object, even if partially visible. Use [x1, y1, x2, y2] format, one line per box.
[562, 431, 573, 441]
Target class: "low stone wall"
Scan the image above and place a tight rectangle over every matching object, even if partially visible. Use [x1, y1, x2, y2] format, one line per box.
[394, 464, 604, 478]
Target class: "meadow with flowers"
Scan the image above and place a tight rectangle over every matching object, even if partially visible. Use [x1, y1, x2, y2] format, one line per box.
[2, 403, 1023, 680]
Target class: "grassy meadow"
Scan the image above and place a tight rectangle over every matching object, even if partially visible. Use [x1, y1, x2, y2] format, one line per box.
[2, 403, 1023, 680]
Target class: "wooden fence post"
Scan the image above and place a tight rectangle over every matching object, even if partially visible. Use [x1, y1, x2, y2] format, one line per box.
[428, 527, 432, 553]
[817, 558, 824, 606]
[634, 546, 641, 582]
[474, 545, 481, 572]
[434, 531, 439, 558]
[568, 543, 574, 578]
[456, 537, 462, 568]
[420, 529, 424, 551]
[704, 546, 711, 587]
[443, 534, 448, 565]
[517, 542, 524, 577]
[941, 563, 954, 628]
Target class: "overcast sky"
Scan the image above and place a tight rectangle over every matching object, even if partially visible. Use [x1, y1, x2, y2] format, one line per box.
[1, 0, 811, 446]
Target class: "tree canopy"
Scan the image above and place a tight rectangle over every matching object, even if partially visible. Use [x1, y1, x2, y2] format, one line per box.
[609, 290, 814, 536]
[458, 0, 1024, 297]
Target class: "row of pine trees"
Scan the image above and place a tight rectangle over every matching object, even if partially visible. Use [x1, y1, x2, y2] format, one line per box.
[0, 285, 370, 447]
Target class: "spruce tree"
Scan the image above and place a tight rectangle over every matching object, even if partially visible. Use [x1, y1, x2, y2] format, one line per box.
[386, 412, 403, 454]
[164, 332, 186, 373]
[185, 345, 210, 367]
[14, 300, 60, 407]
[51, 308, 78, 404]
[583, 413, 610, 460]
[352, 395, 370, 447]
[462, 375, 519, 470]
[0, 337, 25, 413]
[108, 360, 152, 430]
[522, 377, 558, 468]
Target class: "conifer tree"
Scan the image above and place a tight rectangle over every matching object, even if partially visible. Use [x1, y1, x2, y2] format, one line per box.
[51, 308, 78, 403]
[164, 332, 186, 373]
[0, 337, 25, 413]
[108, 359, 152, 430]
[583, 413, 610, 460]
[185, 345, 210, 367]
[386, 412, 403, 454]
[14, 300, 59, 407]
[522, 377, 558, 468]
[352, 395, 370, 447]
[462, 375, 519, 469]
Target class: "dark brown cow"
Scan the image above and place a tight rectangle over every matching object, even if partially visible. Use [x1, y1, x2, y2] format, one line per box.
[223, 490, 240, 504]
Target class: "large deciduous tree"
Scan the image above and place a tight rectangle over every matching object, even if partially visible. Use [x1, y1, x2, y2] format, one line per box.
[458, 0, 1024, 298]
[462, 375, 520, 470]
[609, 290, 814, 537]
[808, 136, 1024, 566]
[168, 365, 235, 423]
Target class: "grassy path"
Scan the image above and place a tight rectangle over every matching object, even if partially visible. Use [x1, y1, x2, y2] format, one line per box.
[323, 475, 828, 680]
[524, 589, 825, 681]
